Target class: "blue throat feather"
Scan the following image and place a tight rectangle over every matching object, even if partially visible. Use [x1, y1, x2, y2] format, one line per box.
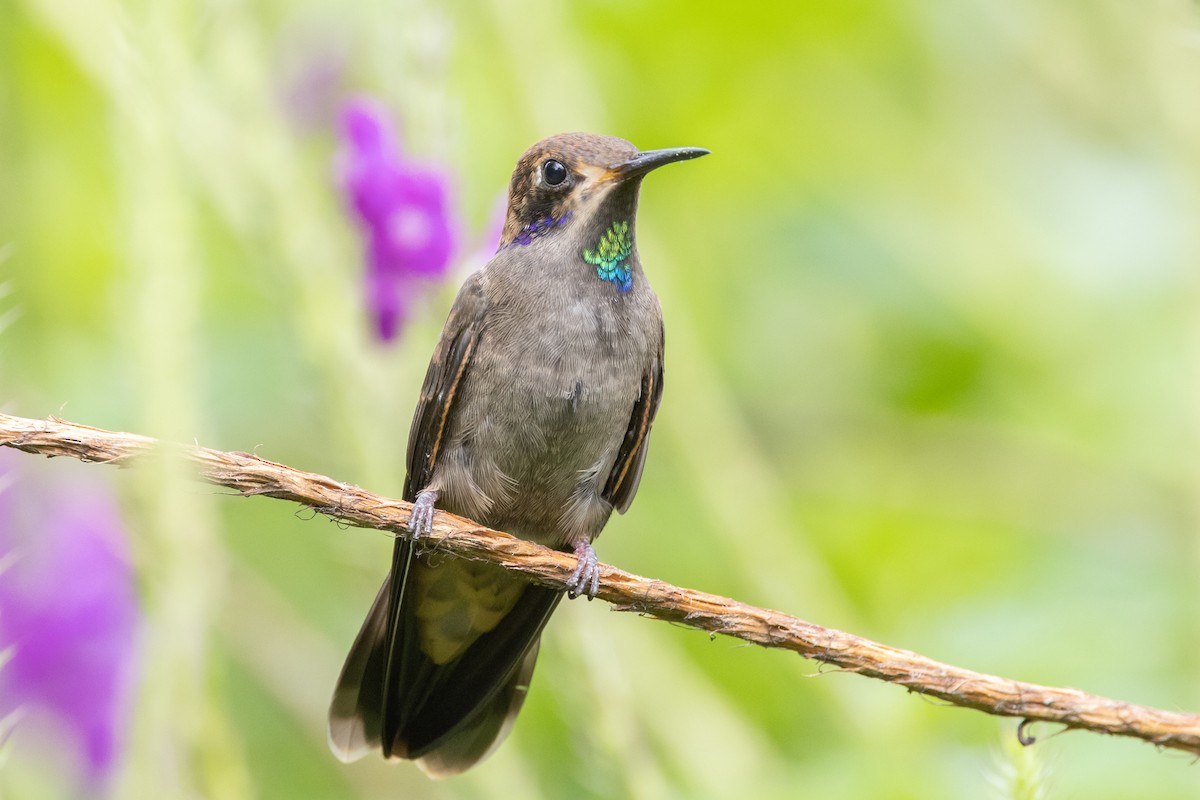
[509, 212, 573, 246]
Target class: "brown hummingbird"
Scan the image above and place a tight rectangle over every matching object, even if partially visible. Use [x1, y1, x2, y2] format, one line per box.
[328, 132, 708, 777]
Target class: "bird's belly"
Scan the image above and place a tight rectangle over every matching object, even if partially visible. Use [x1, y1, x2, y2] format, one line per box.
[439, 338, 643, 545]
[486, 361, 635, 530]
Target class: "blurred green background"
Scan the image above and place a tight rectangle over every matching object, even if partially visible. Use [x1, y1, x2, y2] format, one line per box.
[3, 0, 1200, 797]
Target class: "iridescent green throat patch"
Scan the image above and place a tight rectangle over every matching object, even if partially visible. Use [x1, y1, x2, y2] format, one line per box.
[583, 220, 633, 293]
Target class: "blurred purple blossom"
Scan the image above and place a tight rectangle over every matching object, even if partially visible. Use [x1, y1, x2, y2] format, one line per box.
[336, 98, 457, 341]
[0, 454, 139, 786]
[277, 29, 348, 132]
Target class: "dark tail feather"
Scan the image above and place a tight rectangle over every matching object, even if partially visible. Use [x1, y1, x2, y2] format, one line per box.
[328, 572, 392, 762]
[329, 541, 561, 775]
[330, 537, 419, 761]
[414, 641, 541, 778]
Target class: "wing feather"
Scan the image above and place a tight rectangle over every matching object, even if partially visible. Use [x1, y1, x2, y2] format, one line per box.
[403, 273, 487, 502]
[601, 322, 665, 513]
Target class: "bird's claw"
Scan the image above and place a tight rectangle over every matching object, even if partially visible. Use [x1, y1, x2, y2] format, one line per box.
[407, 490, 439, 540]
[566, 540, 600, 600]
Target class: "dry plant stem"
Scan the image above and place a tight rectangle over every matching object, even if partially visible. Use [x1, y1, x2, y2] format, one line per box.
[2, 411, 1199, 757]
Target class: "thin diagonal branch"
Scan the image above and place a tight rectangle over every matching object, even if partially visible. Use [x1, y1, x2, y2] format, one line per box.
[2, 410, 1198, 756]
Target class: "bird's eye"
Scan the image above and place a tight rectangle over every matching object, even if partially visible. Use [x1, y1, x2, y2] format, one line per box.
[541, 159, 568, 186]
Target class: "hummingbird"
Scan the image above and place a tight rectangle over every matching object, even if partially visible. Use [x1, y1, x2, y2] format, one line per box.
[328, 132, 708, 777]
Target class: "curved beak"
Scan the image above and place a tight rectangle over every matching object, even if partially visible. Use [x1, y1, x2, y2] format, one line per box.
[606, 146, 710, 181]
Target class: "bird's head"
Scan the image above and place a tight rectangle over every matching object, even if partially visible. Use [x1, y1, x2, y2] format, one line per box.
[498, 133, 708, 276]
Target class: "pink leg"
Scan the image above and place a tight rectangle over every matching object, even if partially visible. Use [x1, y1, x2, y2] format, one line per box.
[407, 489, 439, 539]
[566, 539, 600, 600]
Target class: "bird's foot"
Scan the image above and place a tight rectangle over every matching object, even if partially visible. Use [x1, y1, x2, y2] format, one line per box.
[407, 489, 439, 540]
[566, 540, 600, 600]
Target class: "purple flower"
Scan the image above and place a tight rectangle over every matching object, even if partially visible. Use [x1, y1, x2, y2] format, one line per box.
[277, 32, 348, 133]
[337, 98, 457, 341]
[0, 454, 139, 787]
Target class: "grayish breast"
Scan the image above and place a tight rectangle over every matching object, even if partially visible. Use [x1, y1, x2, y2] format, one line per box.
[432, 232, 661, 548]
